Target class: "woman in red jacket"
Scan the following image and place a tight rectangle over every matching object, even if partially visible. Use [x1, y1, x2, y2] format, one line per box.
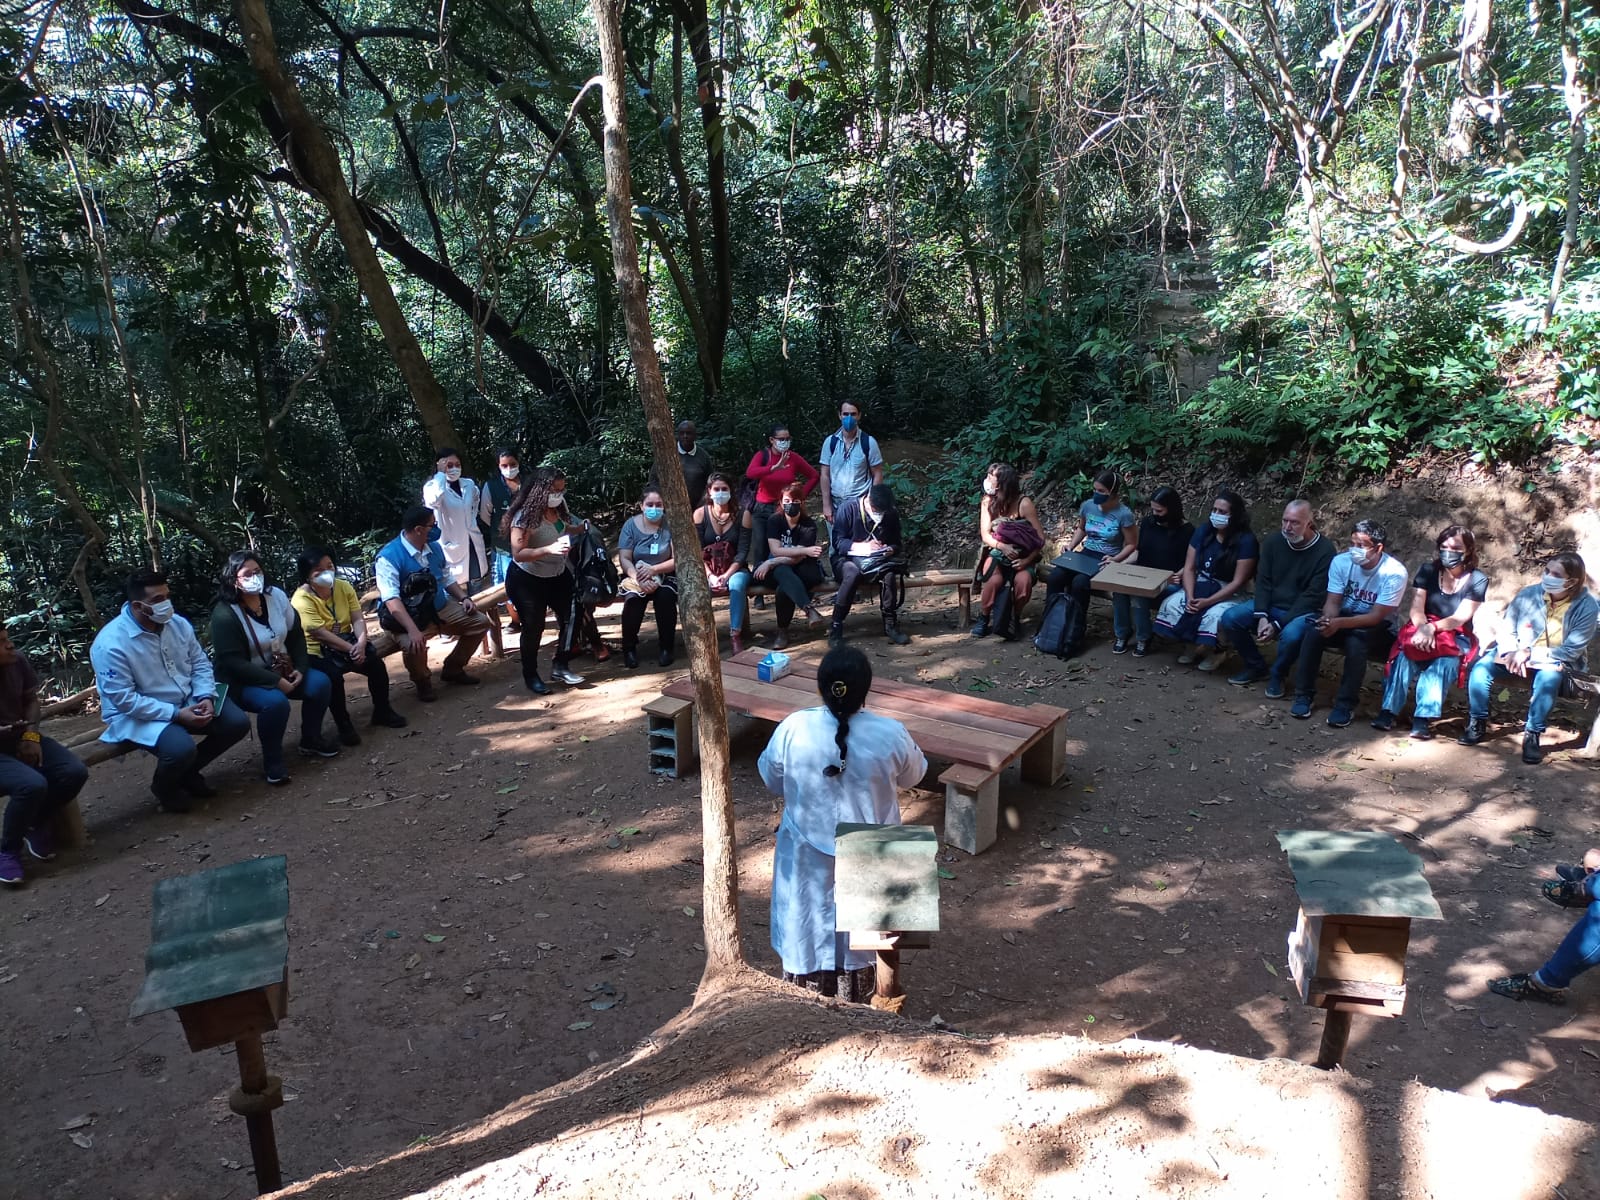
[744, 423, 818, 584]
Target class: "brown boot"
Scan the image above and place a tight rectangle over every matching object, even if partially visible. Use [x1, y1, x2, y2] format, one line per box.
[730, 629, 744, 654]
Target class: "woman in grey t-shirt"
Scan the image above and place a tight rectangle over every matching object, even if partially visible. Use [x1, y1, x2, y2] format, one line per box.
[504, 467, 588, 694]
[618, 488, 679, 669]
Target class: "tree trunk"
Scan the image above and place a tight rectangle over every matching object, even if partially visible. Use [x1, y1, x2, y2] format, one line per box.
[233, 0, 463, 454]
[1542, 0, 1590, 330]
[591, 0, 744, 987]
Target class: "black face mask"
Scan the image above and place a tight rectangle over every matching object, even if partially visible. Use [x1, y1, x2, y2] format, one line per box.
[782, 502, 800, 517]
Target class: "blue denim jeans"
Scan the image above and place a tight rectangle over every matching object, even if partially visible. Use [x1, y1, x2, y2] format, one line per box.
[1113, 584, 1180, 643]
[236, 669, 333, 773]
[1221, 603, 1316, 683]
[1294, 623, 1396, 709]
[1381, 654, 1460, 719]
[0, 736, 89, 852]
[725, 568, 751, 633]
[1466, 656, 1564, 733]
[1538, 875, 1600, 989]
[145, 699, 253, 807]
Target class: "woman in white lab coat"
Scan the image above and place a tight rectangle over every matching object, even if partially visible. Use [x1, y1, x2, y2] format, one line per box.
[422, 446, 487, 588]
[758, 645, 927, 1001]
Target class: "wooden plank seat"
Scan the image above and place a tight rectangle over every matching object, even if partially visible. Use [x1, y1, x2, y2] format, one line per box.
[656, 648, 1068, 854]
[746, 567, 974, 628]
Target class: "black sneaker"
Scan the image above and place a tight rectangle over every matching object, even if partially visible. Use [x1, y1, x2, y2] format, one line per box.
[1489, 973, 1565, 1004]
[1131, 641, 1148, 658]
[370, 709, 408, 729]
[623, 648, 639, 670]
[1369, 710, 1396, 732]
[1542, 878, 1591, 909]
[1458, 717, 1487, 745]
[1522, 731, 1545, 764]
[299, 737, 341, 759]
[182, 771, 218, 798]
[1111, 638, 1129, 654]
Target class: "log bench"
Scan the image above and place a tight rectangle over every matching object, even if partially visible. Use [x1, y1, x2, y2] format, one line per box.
[653, 648, 1069, 854]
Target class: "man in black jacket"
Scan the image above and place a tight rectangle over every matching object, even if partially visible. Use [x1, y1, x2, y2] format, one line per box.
[828, 484, 909, 646]
[1219, 500, 1335, 697]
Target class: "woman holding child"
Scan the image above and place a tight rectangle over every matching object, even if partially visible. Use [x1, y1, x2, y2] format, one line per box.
[972, 463, 1045, 640]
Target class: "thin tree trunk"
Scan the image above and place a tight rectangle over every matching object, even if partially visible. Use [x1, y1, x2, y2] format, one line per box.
[1542, 0, 1589, 330]
[233, 0, 463, 454]
[591, 0, 744, 987]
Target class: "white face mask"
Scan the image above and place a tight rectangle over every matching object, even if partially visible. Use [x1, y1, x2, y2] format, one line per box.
[710, 490, 732, 505]
[773, 439, 791, 453]
[501, 465, 520, 480]
[444, 466, 462, 482]
[312, 570, 337, 588]
[982, 479, 997, 496]
[548, 492, 566, 509]
[239, 574, 266, 595]
[144, 599, 175, 624]
[1542, 573, 1568, 594]
[1209, 511, 1230, 530]
[1349, 544, 1374, 566]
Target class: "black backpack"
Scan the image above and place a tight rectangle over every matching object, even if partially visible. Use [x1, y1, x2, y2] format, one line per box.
[1032, 591, 1078, 659]
[570, 528, 620, 607]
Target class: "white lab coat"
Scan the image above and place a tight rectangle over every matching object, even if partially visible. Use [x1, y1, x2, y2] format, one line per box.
[758, 706, 927, 976]
[422, 471, 487, 587]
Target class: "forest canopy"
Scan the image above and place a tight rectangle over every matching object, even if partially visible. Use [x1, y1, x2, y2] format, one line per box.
[2, 0, 1597, 676]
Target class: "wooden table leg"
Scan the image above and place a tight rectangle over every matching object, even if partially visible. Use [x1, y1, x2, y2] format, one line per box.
[231, 1033, 284, 1194]
[875, 948, 902, 1000]
[1314, 1010, 1353, 1070]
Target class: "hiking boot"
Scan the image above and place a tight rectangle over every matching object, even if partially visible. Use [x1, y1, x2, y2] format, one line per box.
[729, 630, 745, 655]
[971, 614, 991, 638]
[552, 667, 585, 686]
[1370, 710, 1396, 732]
[0, 851, 23, 885]
[23, 828, 55, 862]
[1111, 637, 1128, 654]
[828, 622, 845, 648]
[1457, 717, 1487, 745]
[1523, 731, 1545, 764]
[883, 615, 910, 646]
[1489, 973, 1565, 1004]
[1542, 877, 1592, 909]
[370, 709, 408, 729]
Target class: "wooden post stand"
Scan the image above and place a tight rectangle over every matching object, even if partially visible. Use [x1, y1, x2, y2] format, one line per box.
[232, 1032, 285, 1193]
[1314, 1010, 1354, 1070]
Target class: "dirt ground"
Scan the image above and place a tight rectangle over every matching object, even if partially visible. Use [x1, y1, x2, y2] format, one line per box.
[7, 461, 1600, 1199]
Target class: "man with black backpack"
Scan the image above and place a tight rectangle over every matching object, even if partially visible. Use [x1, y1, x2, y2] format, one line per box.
[818, 401, 885, 528]
[374, 505, 492, 701]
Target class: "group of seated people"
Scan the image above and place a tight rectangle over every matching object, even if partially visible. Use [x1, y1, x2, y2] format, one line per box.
[972, 466, 1597, 766]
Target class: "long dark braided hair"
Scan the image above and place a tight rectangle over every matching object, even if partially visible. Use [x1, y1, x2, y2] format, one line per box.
[502, 466, 564, 542]
[817, 645, 872, 777]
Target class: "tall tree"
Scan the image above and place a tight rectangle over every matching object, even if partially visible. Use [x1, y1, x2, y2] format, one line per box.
[591, 0, 744, 985]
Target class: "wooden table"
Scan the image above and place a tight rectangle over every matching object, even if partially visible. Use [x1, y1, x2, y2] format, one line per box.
[650, 649, 1069, 854]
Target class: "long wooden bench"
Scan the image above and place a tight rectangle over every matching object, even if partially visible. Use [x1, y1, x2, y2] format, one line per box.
[654, 648, 1068, 854]
[745, 566, 974, 628]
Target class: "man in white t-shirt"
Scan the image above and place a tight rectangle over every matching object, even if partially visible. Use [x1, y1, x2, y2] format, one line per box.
[1290, 519, 1408, 727]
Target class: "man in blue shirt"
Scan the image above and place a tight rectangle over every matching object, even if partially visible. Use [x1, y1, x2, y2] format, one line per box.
[818, 402, 885, 527]
[375, 505, 492, 701]
[89, 570, 251, 811]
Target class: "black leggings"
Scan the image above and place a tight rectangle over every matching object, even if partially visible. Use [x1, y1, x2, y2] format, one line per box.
[771, 559, 824, 626]
[621, 580, 678, 653]
[506, 566, 575, 683]
[306, 648, 394, 722]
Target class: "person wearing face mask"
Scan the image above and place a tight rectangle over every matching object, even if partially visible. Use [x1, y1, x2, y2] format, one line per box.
[1461, 551, 1597, 764]
[695, 472, 755, 653]
[1221, 499, 1335, 692]
[1154, 489, 1258, 668]
[744, 424, 820, 592]
[1044, 470, 1139, 655]
[973, 462, 1045, 640]
[751, 483, 829, 648]
[1115, 485, 1192, 656]
[479, 447, 524, 637]
[90, 570, 251, 812]
[818, 402, 884, 528]
[0, 625, 89, 885]
[1289, 519, 1408, 726]
[1372, 526, 1489, 739]
[829, 483, 911, 646]
[618, 488, 680, 669]
[422, 446, 488, 594]
[211, 550, 339, 785]
[503, 467, 589, 694]
[648, 419, 713, 510]
[292, 547, 407, 744]
[374, 505, 492, 700]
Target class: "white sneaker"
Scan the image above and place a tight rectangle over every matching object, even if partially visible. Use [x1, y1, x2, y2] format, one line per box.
[552, 668, 585, 686]
[1196, 651, 1226, 673]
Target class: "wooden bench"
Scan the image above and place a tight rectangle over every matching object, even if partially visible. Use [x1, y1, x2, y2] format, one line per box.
[746, 567, 973, 627]
[654, 648, 1068, 854]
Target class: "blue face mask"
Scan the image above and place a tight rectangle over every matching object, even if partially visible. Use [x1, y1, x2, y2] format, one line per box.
[840, 414, 858, 432]
[643, 506, 664, 522]
[1088, 492, 1114, 508]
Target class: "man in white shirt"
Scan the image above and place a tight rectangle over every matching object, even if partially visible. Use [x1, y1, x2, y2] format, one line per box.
[818, 402, 885, 525]
[1290, 519, 1408, 727]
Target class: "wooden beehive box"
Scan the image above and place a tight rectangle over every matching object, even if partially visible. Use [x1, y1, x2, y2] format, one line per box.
[835, 823, 939, 950]
[1277, 830, 1442, 1018]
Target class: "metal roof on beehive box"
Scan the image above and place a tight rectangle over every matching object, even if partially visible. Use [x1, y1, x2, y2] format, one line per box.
[834, 823, 940, 933]
[1276, 830, 1443, 921]
[130, 855, 289, 1019]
